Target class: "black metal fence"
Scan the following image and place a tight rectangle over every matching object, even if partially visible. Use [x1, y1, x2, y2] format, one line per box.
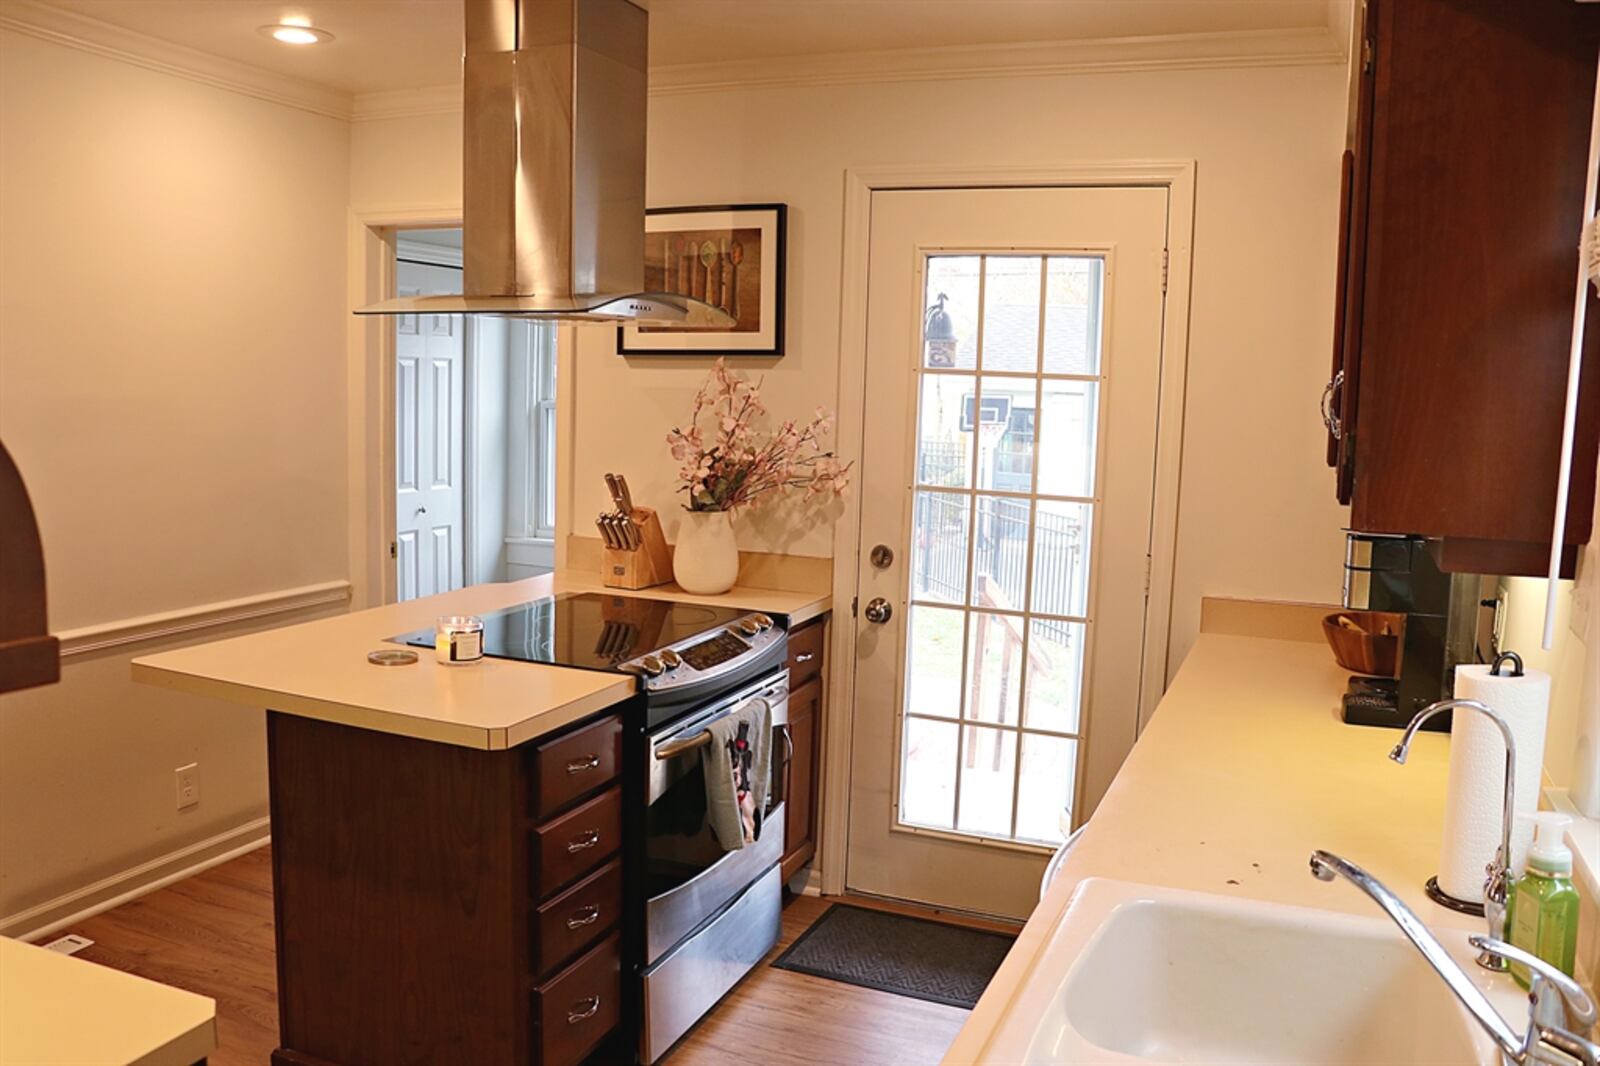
[912, 493, 1086, 646]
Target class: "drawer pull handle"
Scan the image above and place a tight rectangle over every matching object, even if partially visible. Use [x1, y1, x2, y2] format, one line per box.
[567, 995, 601, 1024]
[566, 829, 601, 854]
[566, 905, 601, 930]
[565, 754, 601, 774]
[794, 652, 815, 664]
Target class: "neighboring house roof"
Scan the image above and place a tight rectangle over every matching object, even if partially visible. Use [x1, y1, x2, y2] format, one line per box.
[943, 302, 1093, 373]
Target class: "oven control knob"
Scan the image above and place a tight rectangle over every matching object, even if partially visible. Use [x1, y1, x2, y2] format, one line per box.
[736, 618, 761, 636]
[752, 613, 774, 630]
[659, 649, 682, 669]
[640, 655, 665, 676]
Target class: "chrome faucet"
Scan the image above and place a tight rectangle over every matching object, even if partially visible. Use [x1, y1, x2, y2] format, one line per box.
[1391, 696, 1516, 971]
[1310, 849, 1599, 1066]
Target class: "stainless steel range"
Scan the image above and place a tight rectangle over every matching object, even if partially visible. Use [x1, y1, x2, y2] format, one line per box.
[396, 591, 791, 1062]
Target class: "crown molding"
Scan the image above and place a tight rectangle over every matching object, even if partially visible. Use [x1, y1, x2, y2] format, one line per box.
[0, 0, 352, 120]
[649, 26, 1347, 97]
[0, 4, 1345, 122]
[351, 84, 463, 122]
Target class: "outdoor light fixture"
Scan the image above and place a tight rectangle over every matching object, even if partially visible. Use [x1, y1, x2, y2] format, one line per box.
[924, 291, 958, 367]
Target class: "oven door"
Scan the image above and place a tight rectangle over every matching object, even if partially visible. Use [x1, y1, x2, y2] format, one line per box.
[644, 671, 789, 965]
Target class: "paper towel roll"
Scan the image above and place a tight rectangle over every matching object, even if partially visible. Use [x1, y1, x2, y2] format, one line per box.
[1438, 663, 1551, 902]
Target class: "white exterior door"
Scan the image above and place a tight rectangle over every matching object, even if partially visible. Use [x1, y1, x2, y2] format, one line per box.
[846, 186, 1169, 918]
[395, 259, 465, 601]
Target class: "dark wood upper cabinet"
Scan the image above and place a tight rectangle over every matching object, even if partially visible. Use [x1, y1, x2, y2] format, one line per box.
[0, 442, 58, 694]
[1330, 0, 1600, 575]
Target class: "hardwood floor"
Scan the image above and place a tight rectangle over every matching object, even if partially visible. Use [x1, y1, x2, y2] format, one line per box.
[69, 846, 985, 1066]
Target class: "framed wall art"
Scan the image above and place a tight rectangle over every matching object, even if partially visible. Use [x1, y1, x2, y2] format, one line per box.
[618, 203, 786, 357]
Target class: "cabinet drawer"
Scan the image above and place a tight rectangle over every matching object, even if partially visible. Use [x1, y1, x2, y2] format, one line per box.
[786, 620, 825, 687]
[532, 786, 621, 898]
[532, 858, 621, 978]
[533, 932, 621, 1066]
[529, 714, 622, 821]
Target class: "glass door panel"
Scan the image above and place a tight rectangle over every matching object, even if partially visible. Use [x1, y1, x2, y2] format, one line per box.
[900, 252, 1105, 847]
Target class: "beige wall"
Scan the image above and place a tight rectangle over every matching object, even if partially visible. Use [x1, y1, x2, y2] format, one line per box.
[351, 62, 1353, 676]
[347, 62, 1350, 672]
[0, 28, 351, 923]
[627, 68, 1352, 681]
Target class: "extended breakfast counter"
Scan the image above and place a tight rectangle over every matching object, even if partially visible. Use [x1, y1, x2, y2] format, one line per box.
[943, 620, 1528, 1064]
[130, 572, 829, 1066]
[132, 571, 828, 749]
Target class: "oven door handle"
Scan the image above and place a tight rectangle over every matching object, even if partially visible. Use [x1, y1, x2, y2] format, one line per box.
[654, 697, 773, 760]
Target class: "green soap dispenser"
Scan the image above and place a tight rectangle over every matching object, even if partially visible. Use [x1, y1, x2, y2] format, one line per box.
[1507, 812, 1581, 988]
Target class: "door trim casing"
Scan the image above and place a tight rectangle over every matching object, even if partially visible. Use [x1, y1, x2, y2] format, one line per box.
[349, 205, 461, 609]
[349, 207, 580, 606]
[823, 161, 1197, 897]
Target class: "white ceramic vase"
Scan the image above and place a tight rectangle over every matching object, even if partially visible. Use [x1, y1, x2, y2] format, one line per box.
[674, 509, 739, 594]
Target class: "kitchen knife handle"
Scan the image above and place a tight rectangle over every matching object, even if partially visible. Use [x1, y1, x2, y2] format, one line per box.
[617, 475, 634, 515]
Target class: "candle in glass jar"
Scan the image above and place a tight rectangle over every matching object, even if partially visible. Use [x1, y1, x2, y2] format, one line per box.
[434, 615, 484, 665]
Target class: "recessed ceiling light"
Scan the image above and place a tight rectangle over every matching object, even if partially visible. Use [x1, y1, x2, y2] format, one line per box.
[257, 21, 333, 46]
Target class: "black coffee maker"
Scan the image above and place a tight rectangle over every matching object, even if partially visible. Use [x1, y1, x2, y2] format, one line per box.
[1340, 534, 1482, 731]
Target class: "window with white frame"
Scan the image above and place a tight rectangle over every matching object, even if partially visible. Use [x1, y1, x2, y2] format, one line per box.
[508, 320, 557, 543]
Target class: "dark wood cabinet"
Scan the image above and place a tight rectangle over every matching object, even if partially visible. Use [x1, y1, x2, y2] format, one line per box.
[267, 707, 630, 1066]
[781, 616, 826, 883]
[1329, 0, 1600, 575]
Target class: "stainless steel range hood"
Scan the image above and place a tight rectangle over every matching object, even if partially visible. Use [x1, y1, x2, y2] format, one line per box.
[358, 0, 733, 327]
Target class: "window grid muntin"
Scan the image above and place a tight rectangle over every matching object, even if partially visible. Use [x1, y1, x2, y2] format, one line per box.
[899, 250, 1104, 848]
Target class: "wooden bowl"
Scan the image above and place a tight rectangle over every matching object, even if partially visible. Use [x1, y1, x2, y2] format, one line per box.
[1322, 611, 1405, 677]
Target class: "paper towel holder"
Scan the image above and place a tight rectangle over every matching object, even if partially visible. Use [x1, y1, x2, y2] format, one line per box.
[1392, 696, 1517, 972]
[1490, 650, 1525, 678]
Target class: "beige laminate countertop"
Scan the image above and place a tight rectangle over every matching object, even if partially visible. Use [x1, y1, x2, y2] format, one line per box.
[944, 631, 1484, 1063]
[132, 571, 829, 750]
[0, 937, 216, 1066]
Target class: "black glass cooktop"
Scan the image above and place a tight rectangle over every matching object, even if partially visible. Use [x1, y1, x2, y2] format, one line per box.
[392, 592, 751, 673]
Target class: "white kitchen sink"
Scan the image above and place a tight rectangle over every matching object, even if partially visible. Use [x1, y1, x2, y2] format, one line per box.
[977, 878, 1519, 1064]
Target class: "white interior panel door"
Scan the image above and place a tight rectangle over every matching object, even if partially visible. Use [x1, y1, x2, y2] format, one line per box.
[846, 186, 1169, 918]
[395, 259, 465, 601]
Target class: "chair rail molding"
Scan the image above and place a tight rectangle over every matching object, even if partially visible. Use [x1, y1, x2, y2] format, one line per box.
[57, 580, 352, 659]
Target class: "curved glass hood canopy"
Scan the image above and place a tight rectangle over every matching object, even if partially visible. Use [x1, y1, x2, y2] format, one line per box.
[357, 0, 734, 329]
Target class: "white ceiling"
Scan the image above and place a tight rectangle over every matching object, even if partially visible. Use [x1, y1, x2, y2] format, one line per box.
[35, 0, 1334, 97]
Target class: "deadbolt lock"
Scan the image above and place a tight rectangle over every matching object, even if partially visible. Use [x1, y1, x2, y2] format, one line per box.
[869, 544, 894, 569]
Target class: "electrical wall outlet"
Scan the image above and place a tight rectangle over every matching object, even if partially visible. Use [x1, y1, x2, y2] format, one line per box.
[175, 762, 199, 810]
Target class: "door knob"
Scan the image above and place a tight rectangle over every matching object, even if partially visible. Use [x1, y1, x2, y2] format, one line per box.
[863, 597, 893, 624]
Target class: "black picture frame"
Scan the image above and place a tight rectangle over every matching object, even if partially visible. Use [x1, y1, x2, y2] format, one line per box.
[617, 203, 787, 357]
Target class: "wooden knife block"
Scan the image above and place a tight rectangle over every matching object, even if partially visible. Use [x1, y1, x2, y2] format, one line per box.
[601, 507, 673, 590]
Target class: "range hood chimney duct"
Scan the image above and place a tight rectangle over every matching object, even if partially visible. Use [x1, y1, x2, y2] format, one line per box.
[358, 0, 733, 326]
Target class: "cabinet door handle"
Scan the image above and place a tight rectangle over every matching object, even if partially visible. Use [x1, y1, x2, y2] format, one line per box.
[565, 754, 601, 774]
[566, 904, 601, 930]
[567, 995, 601, 1024]
[566, 829, 601, 853]
[1321, 370, 1345, 440]
[794, 651, 815, 664]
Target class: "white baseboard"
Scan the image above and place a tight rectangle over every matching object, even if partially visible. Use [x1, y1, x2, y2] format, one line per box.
[788, 864, 824, 898]
[1, 817, 271, 943]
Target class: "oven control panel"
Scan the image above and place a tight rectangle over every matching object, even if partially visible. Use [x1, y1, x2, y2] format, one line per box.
[622, 612, 782, 689]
